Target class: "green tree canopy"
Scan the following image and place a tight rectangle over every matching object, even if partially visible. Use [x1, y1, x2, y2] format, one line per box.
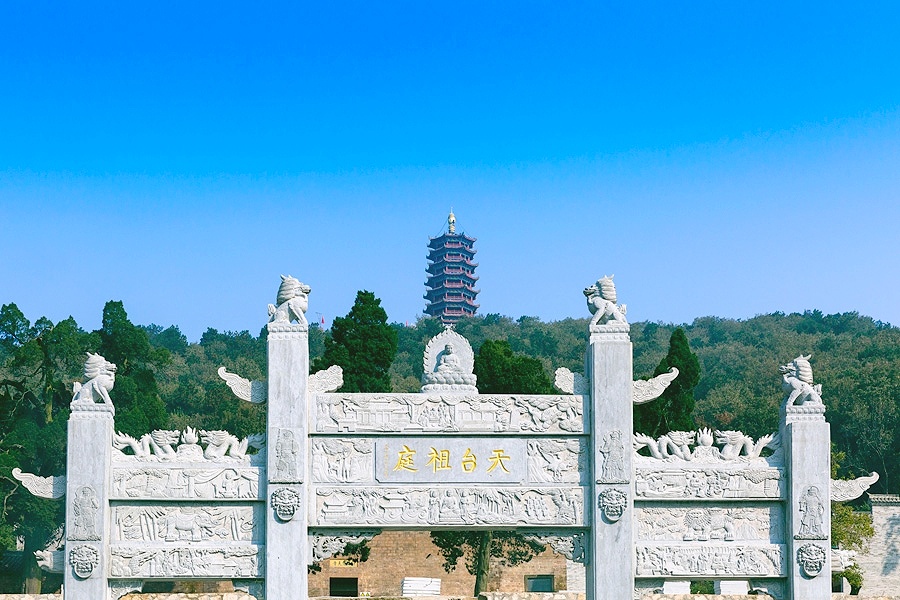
[474, 339, 555, 394]
[634, 327, 701, 437]
[314, 291, 398, 392]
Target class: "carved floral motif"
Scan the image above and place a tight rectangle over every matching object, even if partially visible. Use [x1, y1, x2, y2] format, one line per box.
[69, 544, 99, 579]
[598, 488, 627, 522]
[315, 486, 583, 527]
[271, 488, 303, 521]
[796, 543, 827, 577]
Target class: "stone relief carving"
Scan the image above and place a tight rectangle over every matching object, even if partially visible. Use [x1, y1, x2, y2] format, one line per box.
[832, 472, 879, 502]
[12, 468, 66, 499]
[109, 545, 262, 578]
[218, 366, 267, 404]
[308, 530, 380, 563]
[598, 488, 627, 523]
[635, 544, 784, 577]
[111, 467, 262, 500]
[272, 428, 301, 482]
[527, 439, 585, 484]
[312, 438, 374, 483]
[35, 549, 63, 573]
[597, 430, 628, 483]
[634, 467, 784, 499]
[70, 352, 117, 413]
[796, 543, 827, 577]
[271, 487, 303, 521]
[795, 485, 827, 540]
[108, 580, 143, 600]
[315, 486, 583, 527]
[633, 428, 780, 464]
[520, 531, 587, 564]
[584, 275, 627, 326]
[71, 485, 101, 541]
[554, 367, 588, 395]
[310, 364, 344, 394]
[112, 427, 264, 464]
[113, 504, 261, 542]
[69, 544, 99, 579]
[314, 393, 582, 434]
[781, 354, 823, 406]
[635, 506, 784, 543]
[421, 329, 478, 393]
[267, 274, 310, 325]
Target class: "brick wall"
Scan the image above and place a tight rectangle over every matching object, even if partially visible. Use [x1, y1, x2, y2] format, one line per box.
[309, 531, 567, 597]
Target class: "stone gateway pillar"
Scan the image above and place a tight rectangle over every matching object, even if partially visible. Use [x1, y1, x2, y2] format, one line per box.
[265, 275, 311, 600]
[585, 276, 634, 600]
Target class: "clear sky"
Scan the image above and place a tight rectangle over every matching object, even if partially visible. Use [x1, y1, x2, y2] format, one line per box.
[2, 2, 899, 340]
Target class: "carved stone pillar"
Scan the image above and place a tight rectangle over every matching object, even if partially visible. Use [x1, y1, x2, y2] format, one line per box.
[64, 402, 114, 599]
[266, 321, 310, 600]
[587, 321, 634, 600]
[784, 403, 831, 599]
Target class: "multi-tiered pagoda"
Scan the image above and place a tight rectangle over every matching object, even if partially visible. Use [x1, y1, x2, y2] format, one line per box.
[424, 212, 480, 324]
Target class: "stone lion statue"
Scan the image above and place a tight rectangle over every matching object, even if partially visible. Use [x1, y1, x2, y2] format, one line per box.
[268, 275, 310, 325]
[780, 354, 823, 406]
[71, 353, 117, 408]
[584, 275, 627, 326]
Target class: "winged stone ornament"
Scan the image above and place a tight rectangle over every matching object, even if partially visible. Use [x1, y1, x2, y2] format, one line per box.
[553, 366, 679, 404]
[12, 468, 66, 499]
[831, 472, 880, 502]
[309, 365, 344, 395]
[218, 367, 267, 403]
[554, 367, 588, 395]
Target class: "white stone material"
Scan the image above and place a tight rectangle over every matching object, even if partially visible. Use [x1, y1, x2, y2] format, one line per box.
[401, 577, 442, 596]
[11, 468, 66, 499]
[421, 328, 477, 393]
[831, 472, 879, 502]
[661, 580, 690, 593]
[714, 580, 750, 594]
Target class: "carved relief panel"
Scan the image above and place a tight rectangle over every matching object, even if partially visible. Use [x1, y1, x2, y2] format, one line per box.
[112, 504, 262, 543]
[527, 438, 587, 484]
[635, 505, 784, 543]
[109, 545, 263, 578]
[634, 467, 784, 500]
[312, 438, 374, 483]
[635, 544, 785, 577]
[111, 467, 263, 500]
[313, 486, 584, 527]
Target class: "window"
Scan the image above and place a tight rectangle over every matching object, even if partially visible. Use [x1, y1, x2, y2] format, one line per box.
[525, 575, 554, 592]
[330, 577, 359, 597]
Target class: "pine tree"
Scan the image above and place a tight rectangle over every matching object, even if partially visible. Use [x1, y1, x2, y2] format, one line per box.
[314, 291, 398, 392]
[634, 327, 700, 437]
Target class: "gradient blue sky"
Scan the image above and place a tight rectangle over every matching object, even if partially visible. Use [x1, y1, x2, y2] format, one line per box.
[2, 2, 899, 340]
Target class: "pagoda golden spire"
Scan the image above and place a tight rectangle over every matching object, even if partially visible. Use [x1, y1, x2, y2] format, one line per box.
[448, 210, 456, 234]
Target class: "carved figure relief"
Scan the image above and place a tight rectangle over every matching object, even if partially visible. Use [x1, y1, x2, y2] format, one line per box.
[109, 545, 262, 578]
[584, 275, 627, 326]
[271, 488, 303, 521]
[111, 467, 262, 500]
[69, 544, 99, 579]
[315, 486, 583, 527]
[636, 506, 783, 543]
[780, 354, 823, 406]
[313, 393, 582, 434]
[113, 505, 260, 542]
[112, 427, 264, 464]
[272, 429, 301, 482]
[71, 486, 100, 541]
[268, 274, 310, 325]
[70, 353, 117, 413]
[598, 488, 627, 523]
[634, 468, 784, 499]
[796, 543, 827, 577]
[312, 439, 373, 483]
[597, 430, 627, 483]
[421, 329, 477, 393]
[527, 439, 585, 484]
[635, 544, 784, 577]
[796, 485, 826, 539]
[633, 428, 779, 464]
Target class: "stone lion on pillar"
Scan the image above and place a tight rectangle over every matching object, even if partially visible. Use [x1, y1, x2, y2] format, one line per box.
[268, 275, 310, 325]
[70, 353, 117, 411]
[584, 275, 627, 326]
[780, 354, 823, 406]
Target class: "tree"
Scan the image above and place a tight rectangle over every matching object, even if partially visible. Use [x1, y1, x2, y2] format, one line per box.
[313, 291, 398, 393]
[634, 327, 700, 438]
[473, 340, 555, 395]
[431, 339, 553, 596]
[0, 304, 97, 592]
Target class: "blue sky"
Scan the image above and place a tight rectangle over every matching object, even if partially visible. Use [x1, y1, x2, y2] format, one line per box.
[2, 2, 899, 340]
